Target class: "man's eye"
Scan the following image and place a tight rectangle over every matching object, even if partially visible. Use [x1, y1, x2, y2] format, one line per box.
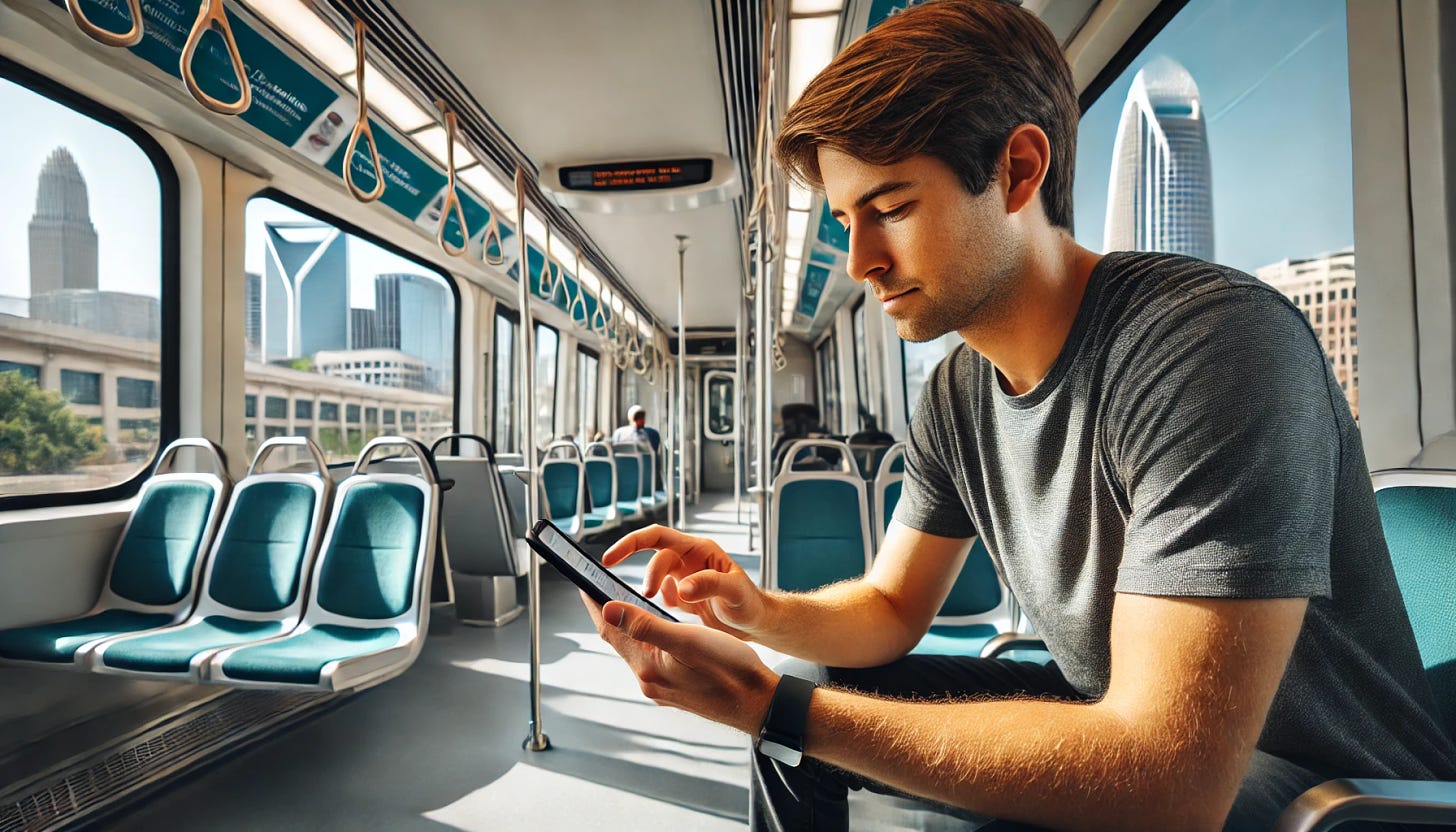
[877, 204, 911, 223]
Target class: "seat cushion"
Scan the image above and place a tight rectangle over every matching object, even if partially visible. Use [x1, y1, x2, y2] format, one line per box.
[109, 481, 218, 606]
[208, 481, 318, 612]
[583, 507, 614, 529]
[316, 482, 424, 620]
[219, 624, 401, 685]
[0, 610, 174, 663]
[101, 616, 287, 673]
[912, 623, 999, 656]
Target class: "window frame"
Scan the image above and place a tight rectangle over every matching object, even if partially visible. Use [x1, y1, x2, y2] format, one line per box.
[491, 305, 520, 454]
[576, 345, 599, 443]
[814, 329, 841, 434]
[533, 320, 561, 446]
[244, 187, 462, 456]
[0, 56, 180, 511]
[850, 298, 870, 430]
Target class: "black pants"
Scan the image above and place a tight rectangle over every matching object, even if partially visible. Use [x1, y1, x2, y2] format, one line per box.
[749, 655, 1344, 832]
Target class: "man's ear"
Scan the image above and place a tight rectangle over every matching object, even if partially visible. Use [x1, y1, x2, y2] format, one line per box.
[1003, 124, 1051, 216]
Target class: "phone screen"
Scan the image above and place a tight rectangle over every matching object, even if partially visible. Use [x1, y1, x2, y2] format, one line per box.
[534, 521, 676, 621]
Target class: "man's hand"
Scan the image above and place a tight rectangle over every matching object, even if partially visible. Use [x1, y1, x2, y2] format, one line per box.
[601, 525, 768, 638]
[582, 592, 779, 735]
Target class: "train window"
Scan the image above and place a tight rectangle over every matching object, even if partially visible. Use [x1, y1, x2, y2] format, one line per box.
[851, 299, 871, 429]
[534, 323, 560, 446]
[243, 195, 456, 462]
[492, 308, 518, 454]
[815, 334, 841, 432]
[902, 333, 959, 417]
[704, 370, 735, 440]
[0, 69, 174, 503]
[577, 346, 599, 443]
[1073, 0, 1356, 416]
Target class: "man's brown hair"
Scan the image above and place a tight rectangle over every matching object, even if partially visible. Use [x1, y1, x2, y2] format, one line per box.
[774, 0, 1079, 231]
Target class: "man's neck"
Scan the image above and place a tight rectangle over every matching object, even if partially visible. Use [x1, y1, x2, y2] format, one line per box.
[957, 234, 1101, 396]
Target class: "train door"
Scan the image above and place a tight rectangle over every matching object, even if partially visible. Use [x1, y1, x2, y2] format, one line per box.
[700, 368, 737, 493]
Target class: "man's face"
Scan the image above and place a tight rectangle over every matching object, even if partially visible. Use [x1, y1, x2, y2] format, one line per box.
[818, 149, 1021, 342]
[633, 414, 646, 428]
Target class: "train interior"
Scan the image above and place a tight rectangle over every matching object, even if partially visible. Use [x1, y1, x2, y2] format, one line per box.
[1, 0, 1454, 829]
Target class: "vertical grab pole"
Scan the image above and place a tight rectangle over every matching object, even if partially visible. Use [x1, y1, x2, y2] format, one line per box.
[755, 211, 773, 585]
[676, 235, 691, 530]
[666, 345, 676, 530]
[734, 291, 745, 521]
[518, 168, 551, 753]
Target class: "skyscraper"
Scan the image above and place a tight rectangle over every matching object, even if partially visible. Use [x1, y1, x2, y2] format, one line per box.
[244, 271, 262, 361]
[261, 222, 349, 361]
[1103, 57, 1214, 261]
[29, 147, 99, 295]
[371, 273, 452, 393]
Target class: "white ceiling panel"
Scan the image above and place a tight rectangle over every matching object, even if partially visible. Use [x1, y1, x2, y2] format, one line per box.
[386, 0, 743, 329]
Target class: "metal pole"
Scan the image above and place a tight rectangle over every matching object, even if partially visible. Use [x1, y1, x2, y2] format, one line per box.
[734, 290, 745, 521]
[755, 214, 773, 585]
[675, 235, 690, 529]
[518, 168, 550, 753]
[665, 341, 676, 530]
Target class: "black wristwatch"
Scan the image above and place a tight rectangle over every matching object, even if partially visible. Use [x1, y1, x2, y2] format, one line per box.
[756, 674, 818, 767]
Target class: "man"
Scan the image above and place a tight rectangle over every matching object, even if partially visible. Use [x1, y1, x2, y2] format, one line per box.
[582, 2, 1456, 830]
[612, 404, 661, 453]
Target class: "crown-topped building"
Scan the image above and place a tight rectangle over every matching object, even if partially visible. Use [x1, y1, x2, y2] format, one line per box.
[26, 146, 159, 341]
[29, 147, 99, 295]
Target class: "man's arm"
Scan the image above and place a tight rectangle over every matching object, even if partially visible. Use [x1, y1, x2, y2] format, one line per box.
[600, 520, 973, 667]
[593, 588, 1308, 832]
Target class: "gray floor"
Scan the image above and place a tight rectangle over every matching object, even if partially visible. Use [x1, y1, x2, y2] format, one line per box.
[110, 499, 768, 832]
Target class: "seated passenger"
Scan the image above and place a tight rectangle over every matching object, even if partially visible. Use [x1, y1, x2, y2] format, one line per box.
[612, 404, 661, 453]
[582, 2, 1456, 830]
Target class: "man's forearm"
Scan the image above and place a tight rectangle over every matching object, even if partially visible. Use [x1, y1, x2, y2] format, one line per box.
[804, 688, 1237, 832]
[752, 580, 925, 667]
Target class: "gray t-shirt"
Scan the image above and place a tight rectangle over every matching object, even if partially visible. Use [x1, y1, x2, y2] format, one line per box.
[895, 251, 1456, 780]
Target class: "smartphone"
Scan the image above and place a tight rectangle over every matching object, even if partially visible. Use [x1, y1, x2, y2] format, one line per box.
[527, 518, 678, 622]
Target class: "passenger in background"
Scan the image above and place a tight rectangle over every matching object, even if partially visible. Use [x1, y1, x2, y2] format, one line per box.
[583, 1, 1456, 830]
[612, 404, 661, 453]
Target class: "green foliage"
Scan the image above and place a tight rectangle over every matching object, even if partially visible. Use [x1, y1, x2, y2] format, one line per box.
[0, 371, 105, 474]
[288, 357, 314, 372]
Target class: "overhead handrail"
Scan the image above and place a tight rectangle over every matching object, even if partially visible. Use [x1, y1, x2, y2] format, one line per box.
[539, 231, 559, 301]
[433, 101, 469, 257]
[247, 435, 329, 478]
[343, 18, 386, 203]
[479, 210, 505, 267]
[568, 248, 589, 327]
[154, 437, 229, 478]
[67, 0, 143, 48]
[180, 0, 251, 116]
[590, 294, 610, 337]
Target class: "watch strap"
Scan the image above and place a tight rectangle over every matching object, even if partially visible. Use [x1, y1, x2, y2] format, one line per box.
[757, 674, 817, 766]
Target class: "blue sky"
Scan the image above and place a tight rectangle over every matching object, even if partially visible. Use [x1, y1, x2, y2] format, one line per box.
[1072, 0, 1353, 274]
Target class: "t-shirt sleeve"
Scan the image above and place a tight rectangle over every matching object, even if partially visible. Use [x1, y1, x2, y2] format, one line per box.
[1111, 286, 1340, 599]
[892, 359, 977, 540]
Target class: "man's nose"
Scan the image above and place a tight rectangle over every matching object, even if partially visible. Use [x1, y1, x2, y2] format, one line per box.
[846, 227, 890, 283]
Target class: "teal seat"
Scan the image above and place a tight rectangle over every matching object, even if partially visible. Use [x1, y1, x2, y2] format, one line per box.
[582, 442, 622, 537]
[1275, 469, 1456, 830]
[0, 439, 229, 670]
[873, 443, 906, 551]
[613, 444, 644, 521]
[207, 437, 441, 691]
[541, 441, 586, 538]
[91, 437, 331, 681]
[769, 440, 873, 592]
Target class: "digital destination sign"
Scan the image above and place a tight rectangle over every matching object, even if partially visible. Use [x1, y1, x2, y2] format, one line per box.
[559, 158, 714, 192]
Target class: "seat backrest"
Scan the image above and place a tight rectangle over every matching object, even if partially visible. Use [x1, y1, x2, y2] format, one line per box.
[101, 438, 230, 612]
[497, 465, 531, 540]
[428, 435, 519, 578]
[540, 457, 584, 523]
[935, 538, 1004, 620]
[849, 442, 894, 481]
[612, 442, 642, 506]
[770, 440, 872, 592]
[872, 443, 906, 549]
[304, 438, 439, 628]
[584, 441, 617, 512]
[194, 437, 331, 620]
[1373, 469, 1456, 737]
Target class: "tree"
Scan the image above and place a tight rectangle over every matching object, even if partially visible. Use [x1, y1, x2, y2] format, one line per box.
[0, 371, 104, 475]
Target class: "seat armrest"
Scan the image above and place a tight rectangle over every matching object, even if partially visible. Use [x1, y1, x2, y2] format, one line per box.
[979, 633, 1046, 659]
[1274, 778, 1456, 832]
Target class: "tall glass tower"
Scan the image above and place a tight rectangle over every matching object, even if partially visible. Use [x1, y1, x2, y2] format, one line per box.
[29, 147, 99, 295]
[1103, 57, 1214, 261]
[261, 222, 349, 361]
